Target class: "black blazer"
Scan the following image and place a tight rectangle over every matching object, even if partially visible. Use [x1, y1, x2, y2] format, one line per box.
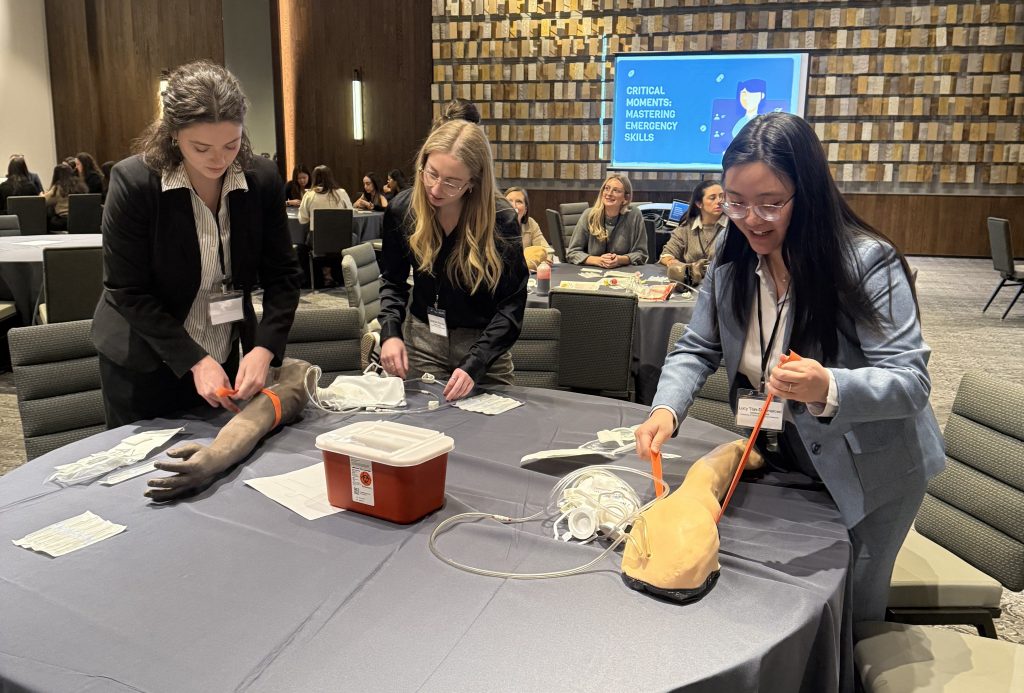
[92, 155, 302, 376]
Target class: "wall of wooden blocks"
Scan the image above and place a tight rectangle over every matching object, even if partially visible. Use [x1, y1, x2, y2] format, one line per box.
[430, 0, 1024, 194]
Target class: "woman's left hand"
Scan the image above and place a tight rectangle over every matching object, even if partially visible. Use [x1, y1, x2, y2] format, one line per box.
[443, 368, 476, 401]
[233, 347, 274, 401]
[767, 357, 830, 404]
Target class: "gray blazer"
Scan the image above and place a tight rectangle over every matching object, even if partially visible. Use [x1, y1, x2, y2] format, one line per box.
[565, 206, 648, 265]
[653, 237, 945, 528]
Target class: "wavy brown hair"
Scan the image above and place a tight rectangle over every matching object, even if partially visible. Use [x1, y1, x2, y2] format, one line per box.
[133, 60, 253, 173]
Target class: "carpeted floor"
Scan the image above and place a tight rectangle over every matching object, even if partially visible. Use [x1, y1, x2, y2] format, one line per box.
[0, 258, 1022, 639]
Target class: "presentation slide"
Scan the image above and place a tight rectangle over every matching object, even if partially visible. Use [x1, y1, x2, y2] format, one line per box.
[611, 52, 809, 171]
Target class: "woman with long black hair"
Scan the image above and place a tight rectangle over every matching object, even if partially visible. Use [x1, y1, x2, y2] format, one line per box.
[636, 112, 944, 625]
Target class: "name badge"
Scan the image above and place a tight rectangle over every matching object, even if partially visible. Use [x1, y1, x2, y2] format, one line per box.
[427, 306, 448, 337]
[209, 291, 244, 325]
[736, 389, 785, 431]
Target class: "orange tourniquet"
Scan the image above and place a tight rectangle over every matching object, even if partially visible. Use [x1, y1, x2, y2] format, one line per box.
[260, 388, 282, 428]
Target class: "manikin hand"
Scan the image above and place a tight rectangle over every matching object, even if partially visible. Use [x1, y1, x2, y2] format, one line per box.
[145, 443, 235, 501]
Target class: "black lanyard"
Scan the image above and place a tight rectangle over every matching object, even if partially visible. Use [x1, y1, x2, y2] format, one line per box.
[214, 217, 232, 292]
[756, 278, 789, 392]
[697, 222, 721, 256]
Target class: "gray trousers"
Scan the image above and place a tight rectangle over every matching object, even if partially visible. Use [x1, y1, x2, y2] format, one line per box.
[403, 316, 514, 386]
[847, 474, 927, 624]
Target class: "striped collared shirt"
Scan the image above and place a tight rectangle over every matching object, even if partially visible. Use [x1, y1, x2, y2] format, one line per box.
[161, 163, 248, 363]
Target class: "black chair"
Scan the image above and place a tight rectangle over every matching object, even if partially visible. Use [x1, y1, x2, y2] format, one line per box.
[309, 209, 353, 290]
[38, 246, 104, 324]
[544, 209, 566, 261]
[510, 308, 561, 389]
[0, 214, 20, 234]
[67, 193, 103, 234]
[6, 196, 46, 235]
[643, 218, 658, 263]
[9, 319, 106, 460]
[557, 201, 589, 253]
[284, 307, 364, 386]
[982, 217, 1023, 319]
[550, 288, 636, 400]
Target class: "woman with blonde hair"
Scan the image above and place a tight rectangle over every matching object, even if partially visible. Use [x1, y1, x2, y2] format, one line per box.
[377, 119, 527, 400]
[565, 173, 648, 267]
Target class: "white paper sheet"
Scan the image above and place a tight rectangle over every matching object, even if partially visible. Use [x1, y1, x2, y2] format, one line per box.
[245, 463, 343, 520]
[100, 460, 160, 485]
[13, 511, 126, 557]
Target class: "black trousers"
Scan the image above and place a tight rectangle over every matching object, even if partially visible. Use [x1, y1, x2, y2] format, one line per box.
[98, 347, 239, 428]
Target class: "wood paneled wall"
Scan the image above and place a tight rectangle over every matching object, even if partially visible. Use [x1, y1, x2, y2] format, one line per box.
[528, 187, 1024, 257]
[44, 0, 225, 166]
[278, 0, 433, 197]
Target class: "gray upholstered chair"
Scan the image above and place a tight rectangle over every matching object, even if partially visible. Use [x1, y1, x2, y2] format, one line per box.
[340, 242, 382, 330]
[6, 196, 46, 235]
[9, 319, 106, 460]
[0, 214, 20, 233]
[550, 288, 636, 400]
[284, 307, 363, 386]
[38, 246, 104, 324]
[982, 217, 1023, 319]
[543, 208, 566, 261]
[855, 621, 1024, 692]
[887, 371, 1024, 638]
[665, 323, 742, 435]
[510, 308, 561, 389]
[67, 193, 103, 234]
[557, 201, 590, 251]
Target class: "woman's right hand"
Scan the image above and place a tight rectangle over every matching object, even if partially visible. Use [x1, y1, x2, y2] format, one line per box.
[634, 408, 677, 460]
[191, 356, 241, 413]
[380, 337, 409, 378]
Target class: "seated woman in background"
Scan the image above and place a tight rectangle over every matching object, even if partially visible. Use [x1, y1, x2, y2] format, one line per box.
[382, 169, 407, 201]
[284, 164, 310, 207]
[658, 179, 727, 285]
[0, 156, 38, 212]
[297, 165, 353, 288]
[565, 173, 648, 267]
[504, 186, 549, 269]
[75, 152, 104, 194]
[353, 171, 388, 211]
[42, 162, 87, 231]
[100, 160, 115, 202]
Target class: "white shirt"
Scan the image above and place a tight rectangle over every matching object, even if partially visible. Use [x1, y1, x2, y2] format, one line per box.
[161, 163, 248, 363]
[298, 188, 353, 230]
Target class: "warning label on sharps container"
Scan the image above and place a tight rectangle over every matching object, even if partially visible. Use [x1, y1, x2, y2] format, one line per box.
[350, 457, 374, 506]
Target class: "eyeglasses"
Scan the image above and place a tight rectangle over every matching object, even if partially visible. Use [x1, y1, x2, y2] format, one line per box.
[420, 168, 467, 197]
[720, 195, 794, 222]
[602, 185, 625, 196]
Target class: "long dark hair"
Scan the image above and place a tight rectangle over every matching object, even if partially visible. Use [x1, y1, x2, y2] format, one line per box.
[133, 60, 253, 173]
[50, 163, 87, 197]
[683, 179, 722, 225]
[718, 112, 915, 364]
[362, 171, 384, 203]
[76, 152, 101, 178]
[6, 156, 30, 183]
[310, 165, 343, 203]
[387, 168, 407, 192]
[289, 164, 311, 188]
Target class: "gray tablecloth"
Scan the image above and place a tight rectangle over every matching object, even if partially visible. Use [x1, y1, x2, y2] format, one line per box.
[287, 210, 385, 247]
[0, 234, 103, 322]
[0, 387, 851, 693]
[528, 264, 696, 404]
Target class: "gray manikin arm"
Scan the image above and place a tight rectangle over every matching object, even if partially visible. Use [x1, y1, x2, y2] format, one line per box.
[145, 359, 311, 501]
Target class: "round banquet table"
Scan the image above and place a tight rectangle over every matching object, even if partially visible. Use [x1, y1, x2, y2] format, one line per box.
[0, 234, 103, 322]
[527, 263, 698, 404]
[0, 386, 852, 692]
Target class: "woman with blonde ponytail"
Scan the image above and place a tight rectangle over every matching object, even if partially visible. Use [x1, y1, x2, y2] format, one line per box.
[377, 119, 528, 400]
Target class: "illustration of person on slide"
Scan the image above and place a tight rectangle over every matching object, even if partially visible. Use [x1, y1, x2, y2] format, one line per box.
[731, 79, 767, 137]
